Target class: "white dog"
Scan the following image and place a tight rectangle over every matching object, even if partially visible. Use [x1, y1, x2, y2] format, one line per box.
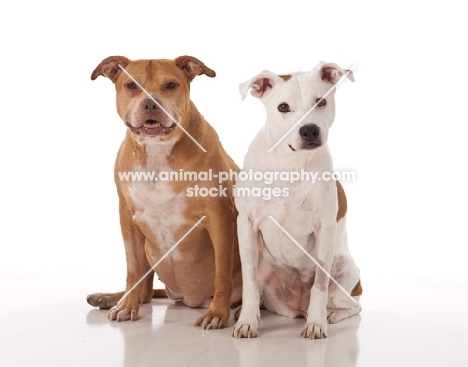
[232, 62, 362, 339]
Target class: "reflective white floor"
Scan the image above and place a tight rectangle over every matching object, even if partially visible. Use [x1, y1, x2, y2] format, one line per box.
[1, 275, 467, 367]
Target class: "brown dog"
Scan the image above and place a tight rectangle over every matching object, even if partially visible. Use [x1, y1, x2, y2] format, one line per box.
[86, 55, 242, 329]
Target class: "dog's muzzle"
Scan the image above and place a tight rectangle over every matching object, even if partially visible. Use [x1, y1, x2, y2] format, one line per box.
[126, 98, 177, 137]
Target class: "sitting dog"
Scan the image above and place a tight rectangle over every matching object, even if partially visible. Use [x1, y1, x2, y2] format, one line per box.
[232, 62, 362, 339]
[87, 55, 242, 329]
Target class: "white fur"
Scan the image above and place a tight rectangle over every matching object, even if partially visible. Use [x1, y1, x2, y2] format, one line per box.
[233, 62, 360, 339]
[130, 139, 186, 260]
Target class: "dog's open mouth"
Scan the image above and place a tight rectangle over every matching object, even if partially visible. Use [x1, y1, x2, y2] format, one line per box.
[126, 120, 177, 137]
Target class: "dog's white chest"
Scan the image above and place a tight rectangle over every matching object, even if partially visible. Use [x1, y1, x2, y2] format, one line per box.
[261, 209, 317, 268]
[129, 144, 186, 258]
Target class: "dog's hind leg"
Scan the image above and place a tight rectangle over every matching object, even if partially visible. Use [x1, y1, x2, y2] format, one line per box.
[326, 290, 362, 324]
[325, 212, 362, 324]
[326, 261, 362, 324]
[327, 303, 361, 324]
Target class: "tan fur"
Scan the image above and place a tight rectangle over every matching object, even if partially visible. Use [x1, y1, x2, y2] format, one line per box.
[336, 181, 347, 221]
[351, 280, 363, 297]
[152, 289, 167, 298]
[279, 74, 292, 81]
[335, 181, 362, 298]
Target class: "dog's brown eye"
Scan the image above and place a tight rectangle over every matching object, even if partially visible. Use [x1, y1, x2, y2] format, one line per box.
[278, 103, 290, 113]
[126, 82, 137, 90]
[316, 98, 326, 107]
[166, 82, 177, 89]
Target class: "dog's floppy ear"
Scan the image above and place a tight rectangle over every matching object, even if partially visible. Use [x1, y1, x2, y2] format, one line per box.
[239, 71, 284, 100]
[175, 55, 216, 81]
[91, 56, 131, 83]
[319, 62, 355, 84]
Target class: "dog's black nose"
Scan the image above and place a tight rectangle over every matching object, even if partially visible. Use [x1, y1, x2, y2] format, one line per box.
[299, 124, 320, 142]
[298, 124, 321, 150]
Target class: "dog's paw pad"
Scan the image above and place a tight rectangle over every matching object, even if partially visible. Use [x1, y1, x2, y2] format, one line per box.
[301, 323, 328, 339]
[232, 322, 258, 338]
[107, 307, 138, 322]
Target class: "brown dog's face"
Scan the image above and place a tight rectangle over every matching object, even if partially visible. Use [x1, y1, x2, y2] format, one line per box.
[91, 56, 215, 141]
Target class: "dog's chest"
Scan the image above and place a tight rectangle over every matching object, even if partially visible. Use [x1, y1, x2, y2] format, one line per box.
[129, 144, 187, 256]
[252, 200, 315, 269]
[255, 180, 329, 267]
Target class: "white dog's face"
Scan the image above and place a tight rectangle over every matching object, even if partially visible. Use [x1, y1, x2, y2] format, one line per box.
[240, 62, 354, 152]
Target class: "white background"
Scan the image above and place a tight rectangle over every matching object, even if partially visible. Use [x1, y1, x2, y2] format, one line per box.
[1, 0, 467, 289]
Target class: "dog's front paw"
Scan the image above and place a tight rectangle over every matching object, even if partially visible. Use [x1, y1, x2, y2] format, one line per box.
[107, 306, 139, 322]
[301, 322, 328, 339]
[194, 308, 229, 330]
[232, 320, 258, 338]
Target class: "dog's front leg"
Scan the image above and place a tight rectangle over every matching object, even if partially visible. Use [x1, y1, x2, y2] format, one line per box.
[232, 213, 261, 338]
[107, 199, 153, 322]
[194, 208, 235, 329]
[301, 222, 337, 339]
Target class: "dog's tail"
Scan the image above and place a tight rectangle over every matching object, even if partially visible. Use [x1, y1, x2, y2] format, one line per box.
[152, 289, 167, 298]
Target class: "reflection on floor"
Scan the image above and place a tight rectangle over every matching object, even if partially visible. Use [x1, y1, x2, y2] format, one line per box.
[1, 275, 467, 367]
